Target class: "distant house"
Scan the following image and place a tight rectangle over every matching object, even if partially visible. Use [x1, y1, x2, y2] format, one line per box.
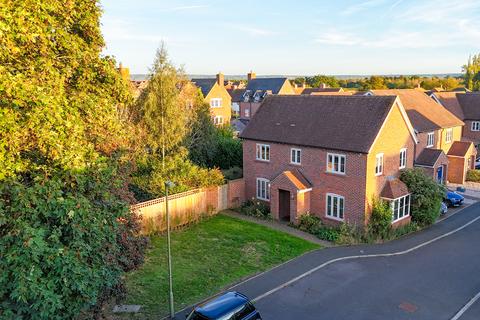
[371, 89, 475, 184]
[240, 95, 417, 227]
[431, 92, 480, 149]
[192, 73, 232, 125]
[228, 88, 246, 117]
[239, 72, 296, 120]
[300, 84, 344, 95]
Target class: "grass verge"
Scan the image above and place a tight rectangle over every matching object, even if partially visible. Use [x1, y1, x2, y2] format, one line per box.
[123, 213, 319, 318]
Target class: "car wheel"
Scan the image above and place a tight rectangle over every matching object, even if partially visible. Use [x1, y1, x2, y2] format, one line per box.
[446, 200, 452, 207]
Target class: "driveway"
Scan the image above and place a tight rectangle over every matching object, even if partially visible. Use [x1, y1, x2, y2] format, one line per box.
[177, 203, 480, 319]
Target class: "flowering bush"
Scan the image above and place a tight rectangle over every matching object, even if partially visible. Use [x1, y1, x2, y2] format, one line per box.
[240, 199, 271, 219]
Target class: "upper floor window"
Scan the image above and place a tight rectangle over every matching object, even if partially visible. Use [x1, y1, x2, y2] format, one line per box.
[291, 148, 301, 165]
[427, 132, 435, 148]
[375, 153, 384, 176]
[256, 178, 270, 201]
[327, 153, 346, 174]
[210, 98, 222, 108]
[399, 148, 407, 169]
[256, 144, 270, 161]
[326, 193, 344, 221]
[445, 128, 453, 143]
[213, 116, 224, 125]
[472, 122, 480, 132]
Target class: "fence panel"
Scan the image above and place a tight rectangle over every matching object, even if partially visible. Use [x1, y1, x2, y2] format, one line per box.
[131, 179, 244, 234]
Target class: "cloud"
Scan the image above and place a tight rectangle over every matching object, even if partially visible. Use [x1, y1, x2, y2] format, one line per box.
[341, 0, 386, 15]
[228, 24, 276, 37]
[315, 31, 359, 46]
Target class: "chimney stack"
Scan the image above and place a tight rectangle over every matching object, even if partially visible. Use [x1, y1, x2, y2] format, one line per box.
[319, 83, 328, 89]
[247, 71, 256, 81]
[216, 72, 224, 87]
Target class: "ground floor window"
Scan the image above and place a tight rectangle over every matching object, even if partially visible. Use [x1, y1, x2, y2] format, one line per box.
[326, 193, 344, 221]
[390, 194, 410, 222]
[256, 178, 270, 201]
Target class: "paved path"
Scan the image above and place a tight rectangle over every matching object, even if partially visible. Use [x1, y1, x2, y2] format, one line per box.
[223, 210, 333, 247]
[177, 203, 480, 319]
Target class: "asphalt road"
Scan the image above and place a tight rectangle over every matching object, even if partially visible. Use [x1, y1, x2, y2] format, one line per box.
[176, 203, 480, 320]
[252, 204, 480, 320]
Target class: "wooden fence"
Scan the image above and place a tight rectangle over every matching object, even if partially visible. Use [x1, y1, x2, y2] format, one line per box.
[131, 178, 245, 233]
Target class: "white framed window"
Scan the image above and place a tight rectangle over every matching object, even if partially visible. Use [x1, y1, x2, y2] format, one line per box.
[390, 194, 410, 222]
[255, 144, 270, 161]
[256, 178, 270, 201]
[445, 128, 453, 143]
[291, 148, 301, 164]
[375, 153, 384, 176]
[399, 148, 407, 169]
[213, 116, 224, 125]
[472, 122, 480, 132]
[326, 193, 344, 221]
[326, 153, 346, 174]
[427, 132, 435, 148]
[244, 108, 250, 118]
[210, 98, 222, 108]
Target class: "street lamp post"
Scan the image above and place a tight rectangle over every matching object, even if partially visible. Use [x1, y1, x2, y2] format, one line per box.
[165, 181, 175, 319]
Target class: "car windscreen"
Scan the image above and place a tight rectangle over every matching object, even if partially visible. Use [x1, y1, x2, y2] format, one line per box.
[186, 311, 210, 320]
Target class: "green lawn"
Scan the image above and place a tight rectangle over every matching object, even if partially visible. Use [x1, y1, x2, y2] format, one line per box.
[124, 213, 319, 317]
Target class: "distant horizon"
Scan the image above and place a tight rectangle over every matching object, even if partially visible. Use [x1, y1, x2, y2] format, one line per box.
[100, 0, 480, 75]
[129, 72, 464, 81]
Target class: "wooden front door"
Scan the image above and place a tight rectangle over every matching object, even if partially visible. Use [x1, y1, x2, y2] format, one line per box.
[279, 189, 291, 221]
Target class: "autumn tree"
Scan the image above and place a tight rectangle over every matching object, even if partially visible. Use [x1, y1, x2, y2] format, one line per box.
[0, 1, 146, 318]
[463, 54, 480, 90]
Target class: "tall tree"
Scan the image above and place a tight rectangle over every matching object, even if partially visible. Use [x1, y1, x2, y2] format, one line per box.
[0, 1, 145, 318]
[304, 75, 340, 88]
[135, 44, 192, 168]
[463, 54, 480, 90]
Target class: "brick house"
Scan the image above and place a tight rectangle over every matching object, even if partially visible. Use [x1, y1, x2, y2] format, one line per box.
[431, 92, 480, 149]
[370, 89, 474, 184]
[240, 95, 418, 227]
[239, 72, 296, 120]
[192, 73, 232, 125]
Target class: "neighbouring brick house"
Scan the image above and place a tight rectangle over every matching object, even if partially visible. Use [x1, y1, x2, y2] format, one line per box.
[192, 73, 232, 125]
[240, 95, 418, 227]
[431, 92, 480, 149]
[370, 89, 474, 184]
[239, 72, 296, 120]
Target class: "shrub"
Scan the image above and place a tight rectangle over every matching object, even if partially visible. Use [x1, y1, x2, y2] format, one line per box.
[466, 169, 480, 182]
[400, 168, 445, 226]
[296, 214, 341, 242]
[240, 199, 271, 219]
[0, 165, 147, 319]
[296, 213, 322, 234]
[316, 227, 340, 242]
[336, 223, 365, 245]
[388, 221, 420, 240]
[222, 166, 243, 181]
[367, 198, 392, 240]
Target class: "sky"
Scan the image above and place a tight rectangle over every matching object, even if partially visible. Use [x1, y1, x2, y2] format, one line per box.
[100, 0, 480, 76]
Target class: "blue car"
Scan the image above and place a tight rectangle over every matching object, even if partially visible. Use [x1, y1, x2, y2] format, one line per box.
[445, 191, 464, 207]
[186, 292, 262, 320]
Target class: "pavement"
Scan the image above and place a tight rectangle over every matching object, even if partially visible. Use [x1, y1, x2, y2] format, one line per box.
[176, 201, 480, 320]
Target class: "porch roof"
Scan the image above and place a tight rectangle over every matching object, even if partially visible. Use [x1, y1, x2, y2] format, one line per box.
[380, 179, 410, 200]
[272, 169, 312, 192]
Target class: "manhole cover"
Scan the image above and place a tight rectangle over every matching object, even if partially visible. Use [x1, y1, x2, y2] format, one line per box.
[113, 305, 142, 313]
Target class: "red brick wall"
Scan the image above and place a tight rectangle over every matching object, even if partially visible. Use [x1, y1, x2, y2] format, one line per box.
[462, 120, 480, 145]
[243, 140, 368, 225]
[227, 178, 245, 208]
[239, 102, 262, 119]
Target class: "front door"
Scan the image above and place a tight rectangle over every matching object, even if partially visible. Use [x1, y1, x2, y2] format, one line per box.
[437, 166, 443, 184]
[279, 189, 291, 221]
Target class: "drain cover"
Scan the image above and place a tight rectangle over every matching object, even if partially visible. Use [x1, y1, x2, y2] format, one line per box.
[113, 305, 142, 313]
[399, 301, 418, 313]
